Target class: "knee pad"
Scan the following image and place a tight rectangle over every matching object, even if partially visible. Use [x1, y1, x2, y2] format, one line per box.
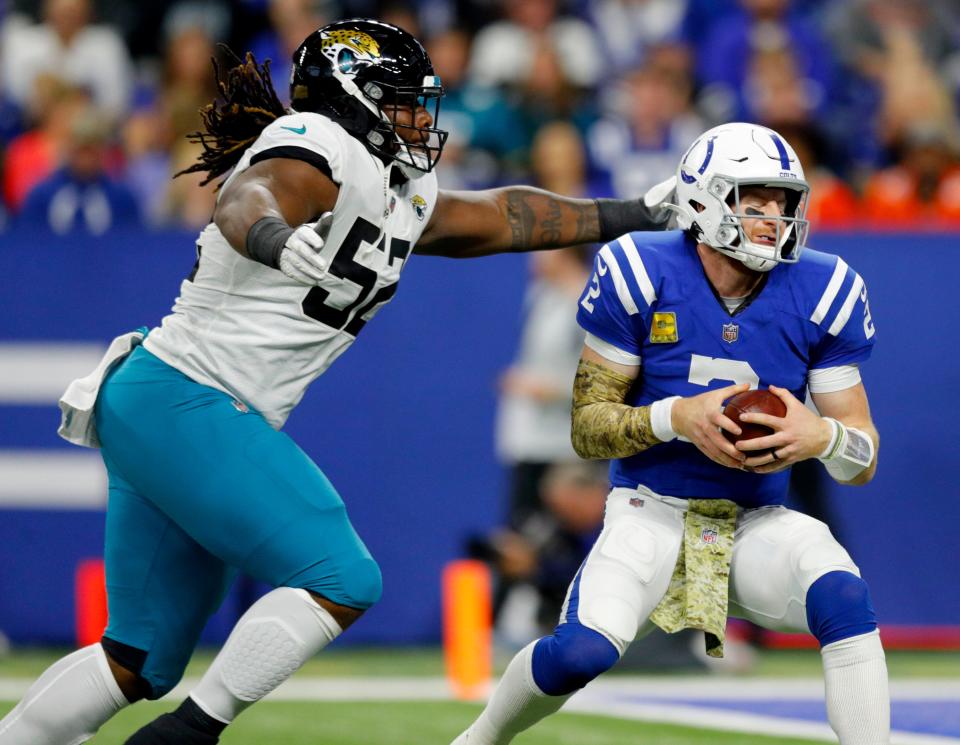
[531, 623, 620, 696]
[806, 570, 877, 647]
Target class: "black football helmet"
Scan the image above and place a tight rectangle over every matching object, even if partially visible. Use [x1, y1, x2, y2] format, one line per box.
[290, 19, 447, 176]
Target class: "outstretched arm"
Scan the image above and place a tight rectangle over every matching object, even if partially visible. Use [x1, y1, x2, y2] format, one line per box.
[415, 181, 673, 258]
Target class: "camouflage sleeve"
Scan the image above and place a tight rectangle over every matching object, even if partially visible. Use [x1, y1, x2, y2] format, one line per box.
[571, 359, 662, 459]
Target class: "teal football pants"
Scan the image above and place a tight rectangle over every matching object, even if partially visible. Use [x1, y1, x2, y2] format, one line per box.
[94, 345, 381, 697]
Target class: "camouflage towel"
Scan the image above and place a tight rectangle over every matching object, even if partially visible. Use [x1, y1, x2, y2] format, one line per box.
[649, 499, 738, 658]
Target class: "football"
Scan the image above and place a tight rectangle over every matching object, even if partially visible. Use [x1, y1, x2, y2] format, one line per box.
[722, 389, 787, 453]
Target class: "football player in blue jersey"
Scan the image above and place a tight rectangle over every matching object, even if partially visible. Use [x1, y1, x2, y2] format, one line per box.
[452, 123, 888, 745]
[0, 19, 675, 745]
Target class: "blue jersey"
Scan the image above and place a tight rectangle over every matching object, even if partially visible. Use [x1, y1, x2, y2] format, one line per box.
[576, 230, 876, 507]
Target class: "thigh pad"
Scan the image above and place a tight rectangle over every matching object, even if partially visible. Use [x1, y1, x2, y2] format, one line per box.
[730, 507, 859, 632]
[565, 491, 683, 652]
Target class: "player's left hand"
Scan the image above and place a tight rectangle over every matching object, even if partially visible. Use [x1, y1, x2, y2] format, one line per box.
[736, 385, 834, 473]
[642, 176, 677, 226]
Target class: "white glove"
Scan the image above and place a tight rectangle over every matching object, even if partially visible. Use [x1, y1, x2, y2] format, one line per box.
[644, 175, 676, 209]
[279, 212, 334, 285]
[643, 176, 678, 227]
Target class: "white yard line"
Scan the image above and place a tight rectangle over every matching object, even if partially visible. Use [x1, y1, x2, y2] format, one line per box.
[567, 690, 960, 745]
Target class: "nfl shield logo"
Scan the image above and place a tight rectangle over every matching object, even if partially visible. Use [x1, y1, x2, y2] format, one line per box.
[701, 528, 718, 544]
[722, 323, 739, 343]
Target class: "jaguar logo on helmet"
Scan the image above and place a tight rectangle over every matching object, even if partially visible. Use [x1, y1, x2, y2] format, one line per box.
[319, 29, 382, 75]
[291, 19, 449, 176]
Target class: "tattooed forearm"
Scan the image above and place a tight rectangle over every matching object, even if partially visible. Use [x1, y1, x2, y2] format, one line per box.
[540, 197, 562, 244]
[500, 188, 602, 249]
[571, 359, 662, 459]
[573, 201, 600, 245]
[506, 191, 535, 248]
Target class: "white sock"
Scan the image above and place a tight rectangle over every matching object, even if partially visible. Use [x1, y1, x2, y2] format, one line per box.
[451, 641, 572, 745]
[0, 643, 128, 745]
[190, 587, 342, 724]
[821, 629, 890, 745]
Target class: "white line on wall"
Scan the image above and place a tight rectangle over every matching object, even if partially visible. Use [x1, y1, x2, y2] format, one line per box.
[0, 451, 106, 508]
[0, 343, 105, 404]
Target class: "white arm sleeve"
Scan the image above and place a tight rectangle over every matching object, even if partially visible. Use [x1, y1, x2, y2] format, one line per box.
[584, 332, 641, 366]
[807, 364, 861, 394]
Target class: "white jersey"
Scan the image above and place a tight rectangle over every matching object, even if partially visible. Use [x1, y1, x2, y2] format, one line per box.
[144, 112, 439, 428]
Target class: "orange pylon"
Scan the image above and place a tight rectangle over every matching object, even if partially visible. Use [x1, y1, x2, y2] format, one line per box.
[442, 559, 493, 700]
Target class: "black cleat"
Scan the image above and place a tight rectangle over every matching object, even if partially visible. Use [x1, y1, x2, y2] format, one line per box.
[124, 712, 220, 744]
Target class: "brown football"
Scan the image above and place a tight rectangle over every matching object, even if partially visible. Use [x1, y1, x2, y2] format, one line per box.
[722, 389, 787, 454]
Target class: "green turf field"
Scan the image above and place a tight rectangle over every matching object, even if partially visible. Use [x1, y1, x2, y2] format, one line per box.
[0, 700, 831, 744]
[2, 647, 957, 744]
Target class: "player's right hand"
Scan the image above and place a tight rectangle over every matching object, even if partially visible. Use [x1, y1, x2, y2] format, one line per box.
[672, 383, 749, 469]
[279, 212, 334, 285]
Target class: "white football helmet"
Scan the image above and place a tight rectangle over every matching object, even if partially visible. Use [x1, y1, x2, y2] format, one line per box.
[669, 122, 810, 272]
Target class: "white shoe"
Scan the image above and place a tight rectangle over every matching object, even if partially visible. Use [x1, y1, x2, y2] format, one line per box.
[449, 731, 470, 745]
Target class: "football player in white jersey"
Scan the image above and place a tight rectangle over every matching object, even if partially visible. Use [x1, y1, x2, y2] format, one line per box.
[452, 123, 888, 745]
[0, 19, 675, 745]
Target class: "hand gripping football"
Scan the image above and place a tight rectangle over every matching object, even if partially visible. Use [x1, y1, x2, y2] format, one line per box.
[722, 389, 787, 454]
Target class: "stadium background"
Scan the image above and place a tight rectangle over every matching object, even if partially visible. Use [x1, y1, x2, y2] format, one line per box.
[2, 230, 960, 647]
[0, 0, 959, 733]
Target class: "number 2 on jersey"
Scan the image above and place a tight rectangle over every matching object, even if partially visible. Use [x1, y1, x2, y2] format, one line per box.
[688, 354, 760, 389]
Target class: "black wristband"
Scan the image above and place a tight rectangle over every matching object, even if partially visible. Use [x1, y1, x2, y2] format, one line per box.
[245, 216, 294, 269]
[595, 198, 665, 243]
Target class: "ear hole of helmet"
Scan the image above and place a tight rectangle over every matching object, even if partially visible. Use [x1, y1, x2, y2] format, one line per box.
[718, 225, 739, 246]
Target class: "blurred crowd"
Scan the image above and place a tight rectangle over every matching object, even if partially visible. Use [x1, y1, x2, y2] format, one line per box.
[2, 0, 960, 235]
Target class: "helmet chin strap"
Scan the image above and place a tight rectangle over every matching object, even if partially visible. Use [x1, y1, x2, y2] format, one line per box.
[719, 239, 781, 271]
[736, 251, 777, 272]
[398, 159, 427, 179]
[709, 243, 775, 272]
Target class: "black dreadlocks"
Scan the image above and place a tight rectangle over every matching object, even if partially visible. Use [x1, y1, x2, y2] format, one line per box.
[176, 48, 286, 188]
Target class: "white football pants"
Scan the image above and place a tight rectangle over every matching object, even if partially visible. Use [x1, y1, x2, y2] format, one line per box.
[563, 487, 862, 652]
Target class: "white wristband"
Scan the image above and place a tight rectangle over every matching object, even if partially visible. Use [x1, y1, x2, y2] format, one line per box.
[817, 417, 874, 481]
[817, 417, 843, 459]
[650, 396, 680, 442]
